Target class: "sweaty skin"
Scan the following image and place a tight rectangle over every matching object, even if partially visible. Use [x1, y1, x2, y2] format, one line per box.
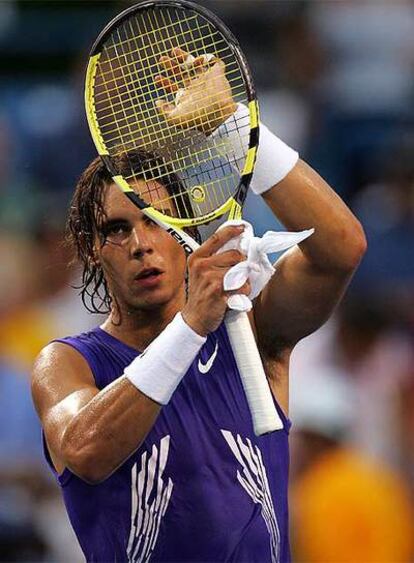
[32, 48, 366, 484]
[32, 181, 250, 483]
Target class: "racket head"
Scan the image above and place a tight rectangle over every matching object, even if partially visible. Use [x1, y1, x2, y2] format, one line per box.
[85, 0, 259, 230]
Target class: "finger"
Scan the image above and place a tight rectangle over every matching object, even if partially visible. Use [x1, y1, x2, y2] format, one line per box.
[209, 249, 246, 268]
[182, 54, 216, 78]
[155, 99, 176, 117]
[171, 47, 188, 63]
[192, 56, 208, 74]
[155, 74, 179, 93]
[198, 225, 245, 257]
[194, 54, 217, 68]
[159, 55, 183, 78]
[210, 59, 226, 73]
[227, 280, 251, 297]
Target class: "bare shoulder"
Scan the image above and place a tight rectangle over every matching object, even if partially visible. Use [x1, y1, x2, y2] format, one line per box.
[32, 342, 100, 476]
[31, 341, 96, 420]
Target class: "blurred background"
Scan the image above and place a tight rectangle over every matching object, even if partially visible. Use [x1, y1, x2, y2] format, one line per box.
[1, 0, 414, 561]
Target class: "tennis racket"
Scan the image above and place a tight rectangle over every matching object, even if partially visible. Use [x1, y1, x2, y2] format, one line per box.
[85, 0, 283, 435]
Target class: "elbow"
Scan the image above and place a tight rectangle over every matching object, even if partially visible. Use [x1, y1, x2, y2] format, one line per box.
[335, 219, 367, 273]
[347, 219, 367, 269]
[61, 429, 112, 485]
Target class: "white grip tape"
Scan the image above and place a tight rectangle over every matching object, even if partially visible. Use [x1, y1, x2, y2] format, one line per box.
[225, 310, 284, 435]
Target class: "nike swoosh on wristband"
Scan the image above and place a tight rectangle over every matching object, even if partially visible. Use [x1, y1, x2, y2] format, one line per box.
[198, 340, 219, 374]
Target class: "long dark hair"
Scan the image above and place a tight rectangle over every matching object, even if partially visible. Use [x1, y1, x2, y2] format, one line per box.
[67, 150, 199, 314]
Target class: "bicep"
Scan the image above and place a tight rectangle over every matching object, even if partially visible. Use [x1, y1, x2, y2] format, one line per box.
[31, 342, 99, 458]
[254, 246, 353, 354]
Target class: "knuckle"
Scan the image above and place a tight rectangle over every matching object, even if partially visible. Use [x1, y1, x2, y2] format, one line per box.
[189, 256, 204, 273]
[230, 249, 245, 262]
[242, 282, 252, 296]
[210, 232, 220, 246]
[211, 279, 223, 293]
[204, 267, 216, 280]
[228, 282, 250, 297]
[215, 250, 243, 267]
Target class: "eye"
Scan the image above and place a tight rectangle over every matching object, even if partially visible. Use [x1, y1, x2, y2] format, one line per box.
[105, 222, 128, 235]
[102, 221, 131, 244]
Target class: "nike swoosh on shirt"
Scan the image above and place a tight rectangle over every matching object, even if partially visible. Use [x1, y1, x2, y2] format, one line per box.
[198, 339, 219, 374]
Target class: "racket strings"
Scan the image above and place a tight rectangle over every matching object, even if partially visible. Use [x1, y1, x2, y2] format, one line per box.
[97, 13, 245, 136]
[96, 11, 246, 114]
[93, 67, 245, 116]
[94, 35, 244, 124]
[94, 91, 247, 159]
[169, 2, 247, 211]
[97, 24, 237, 90]
[93, 6, 250, 219]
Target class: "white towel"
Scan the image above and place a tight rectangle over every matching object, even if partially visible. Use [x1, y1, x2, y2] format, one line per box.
[217, 220, 315, 312]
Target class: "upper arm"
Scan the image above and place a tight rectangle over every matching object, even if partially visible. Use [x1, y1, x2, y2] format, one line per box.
[253, 246, 354, 356]
[252, 158, 366, 360]
[31, 342, 99, 467]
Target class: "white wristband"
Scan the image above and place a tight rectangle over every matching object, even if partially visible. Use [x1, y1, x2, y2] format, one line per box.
[124, 313, 206, 405]
[251, 119, 299, 195]
[214, 103, 299, 195]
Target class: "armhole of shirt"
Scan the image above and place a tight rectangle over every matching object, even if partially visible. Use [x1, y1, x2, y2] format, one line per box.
[52, 337, 101, 388]
[274, 400, 292, 435]
[45, 337, 102, 487]
[42, 431, 73, 487]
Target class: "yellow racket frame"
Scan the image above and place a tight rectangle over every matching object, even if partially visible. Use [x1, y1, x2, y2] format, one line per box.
[85, 20, 259, 230]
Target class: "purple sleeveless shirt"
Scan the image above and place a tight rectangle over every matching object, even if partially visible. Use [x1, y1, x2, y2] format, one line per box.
[47, 323, 291, 562]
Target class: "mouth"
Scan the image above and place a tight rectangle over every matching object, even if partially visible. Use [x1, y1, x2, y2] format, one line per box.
[133, 267, 164, 288]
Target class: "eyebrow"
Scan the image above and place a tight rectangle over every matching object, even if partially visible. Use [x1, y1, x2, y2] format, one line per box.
[99, 217, 130, 230]
[102, 207, 176, 228]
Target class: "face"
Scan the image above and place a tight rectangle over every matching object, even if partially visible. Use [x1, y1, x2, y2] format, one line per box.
[96, 180, 187, 313]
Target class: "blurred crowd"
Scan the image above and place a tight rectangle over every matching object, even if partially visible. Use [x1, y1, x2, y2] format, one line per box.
[1, 1, 414, 561]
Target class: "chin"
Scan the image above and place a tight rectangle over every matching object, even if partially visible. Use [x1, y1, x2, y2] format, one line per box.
[128, 289, 177, 311]
[126, 297, 166, 311]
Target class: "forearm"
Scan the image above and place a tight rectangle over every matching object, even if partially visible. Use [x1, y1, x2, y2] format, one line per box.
[262, 159, 367, 272]
[59, 313, 205, 483]
[247, 115, 366, 352]
[61, 378, 160, 483]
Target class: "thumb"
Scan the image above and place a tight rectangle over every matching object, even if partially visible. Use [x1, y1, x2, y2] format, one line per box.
[155, 99, 175, 119]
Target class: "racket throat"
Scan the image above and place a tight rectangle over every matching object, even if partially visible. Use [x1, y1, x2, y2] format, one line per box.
[227, 201, 243, 221]
[165, 226, 196, 255]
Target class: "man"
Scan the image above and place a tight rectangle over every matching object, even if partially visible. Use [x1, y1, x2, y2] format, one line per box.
[31, 50, 366, 562]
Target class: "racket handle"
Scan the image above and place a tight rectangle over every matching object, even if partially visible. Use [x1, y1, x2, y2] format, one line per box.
[224, 310, 284, 435]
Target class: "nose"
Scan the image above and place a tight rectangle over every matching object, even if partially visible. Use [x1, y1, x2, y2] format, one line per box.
[129, 222, 154, 258]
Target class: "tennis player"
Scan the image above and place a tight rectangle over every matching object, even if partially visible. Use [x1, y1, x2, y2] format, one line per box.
[32, 52, 366, 562]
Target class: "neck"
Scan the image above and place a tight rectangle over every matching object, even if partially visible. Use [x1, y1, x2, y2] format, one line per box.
[101, 292, 186, 351]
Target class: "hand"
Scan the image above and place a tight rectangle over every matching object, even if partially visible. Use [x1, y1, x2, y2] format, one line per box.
[155, 47, 237, 135]
[182, 225, 250, 336]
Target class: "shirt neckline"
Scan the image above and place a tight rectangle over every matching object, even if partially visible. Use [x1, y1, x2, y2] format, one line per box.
[95, 326, 142, 354]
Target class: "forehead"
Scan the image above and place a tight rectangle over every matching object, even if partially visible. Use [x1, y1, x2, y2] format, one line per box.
[103, 179, 174, 217]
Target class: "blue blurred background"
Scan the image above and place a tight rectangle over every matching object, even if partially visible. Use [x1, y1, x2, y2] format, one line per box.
[1, 1, 414, 561]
